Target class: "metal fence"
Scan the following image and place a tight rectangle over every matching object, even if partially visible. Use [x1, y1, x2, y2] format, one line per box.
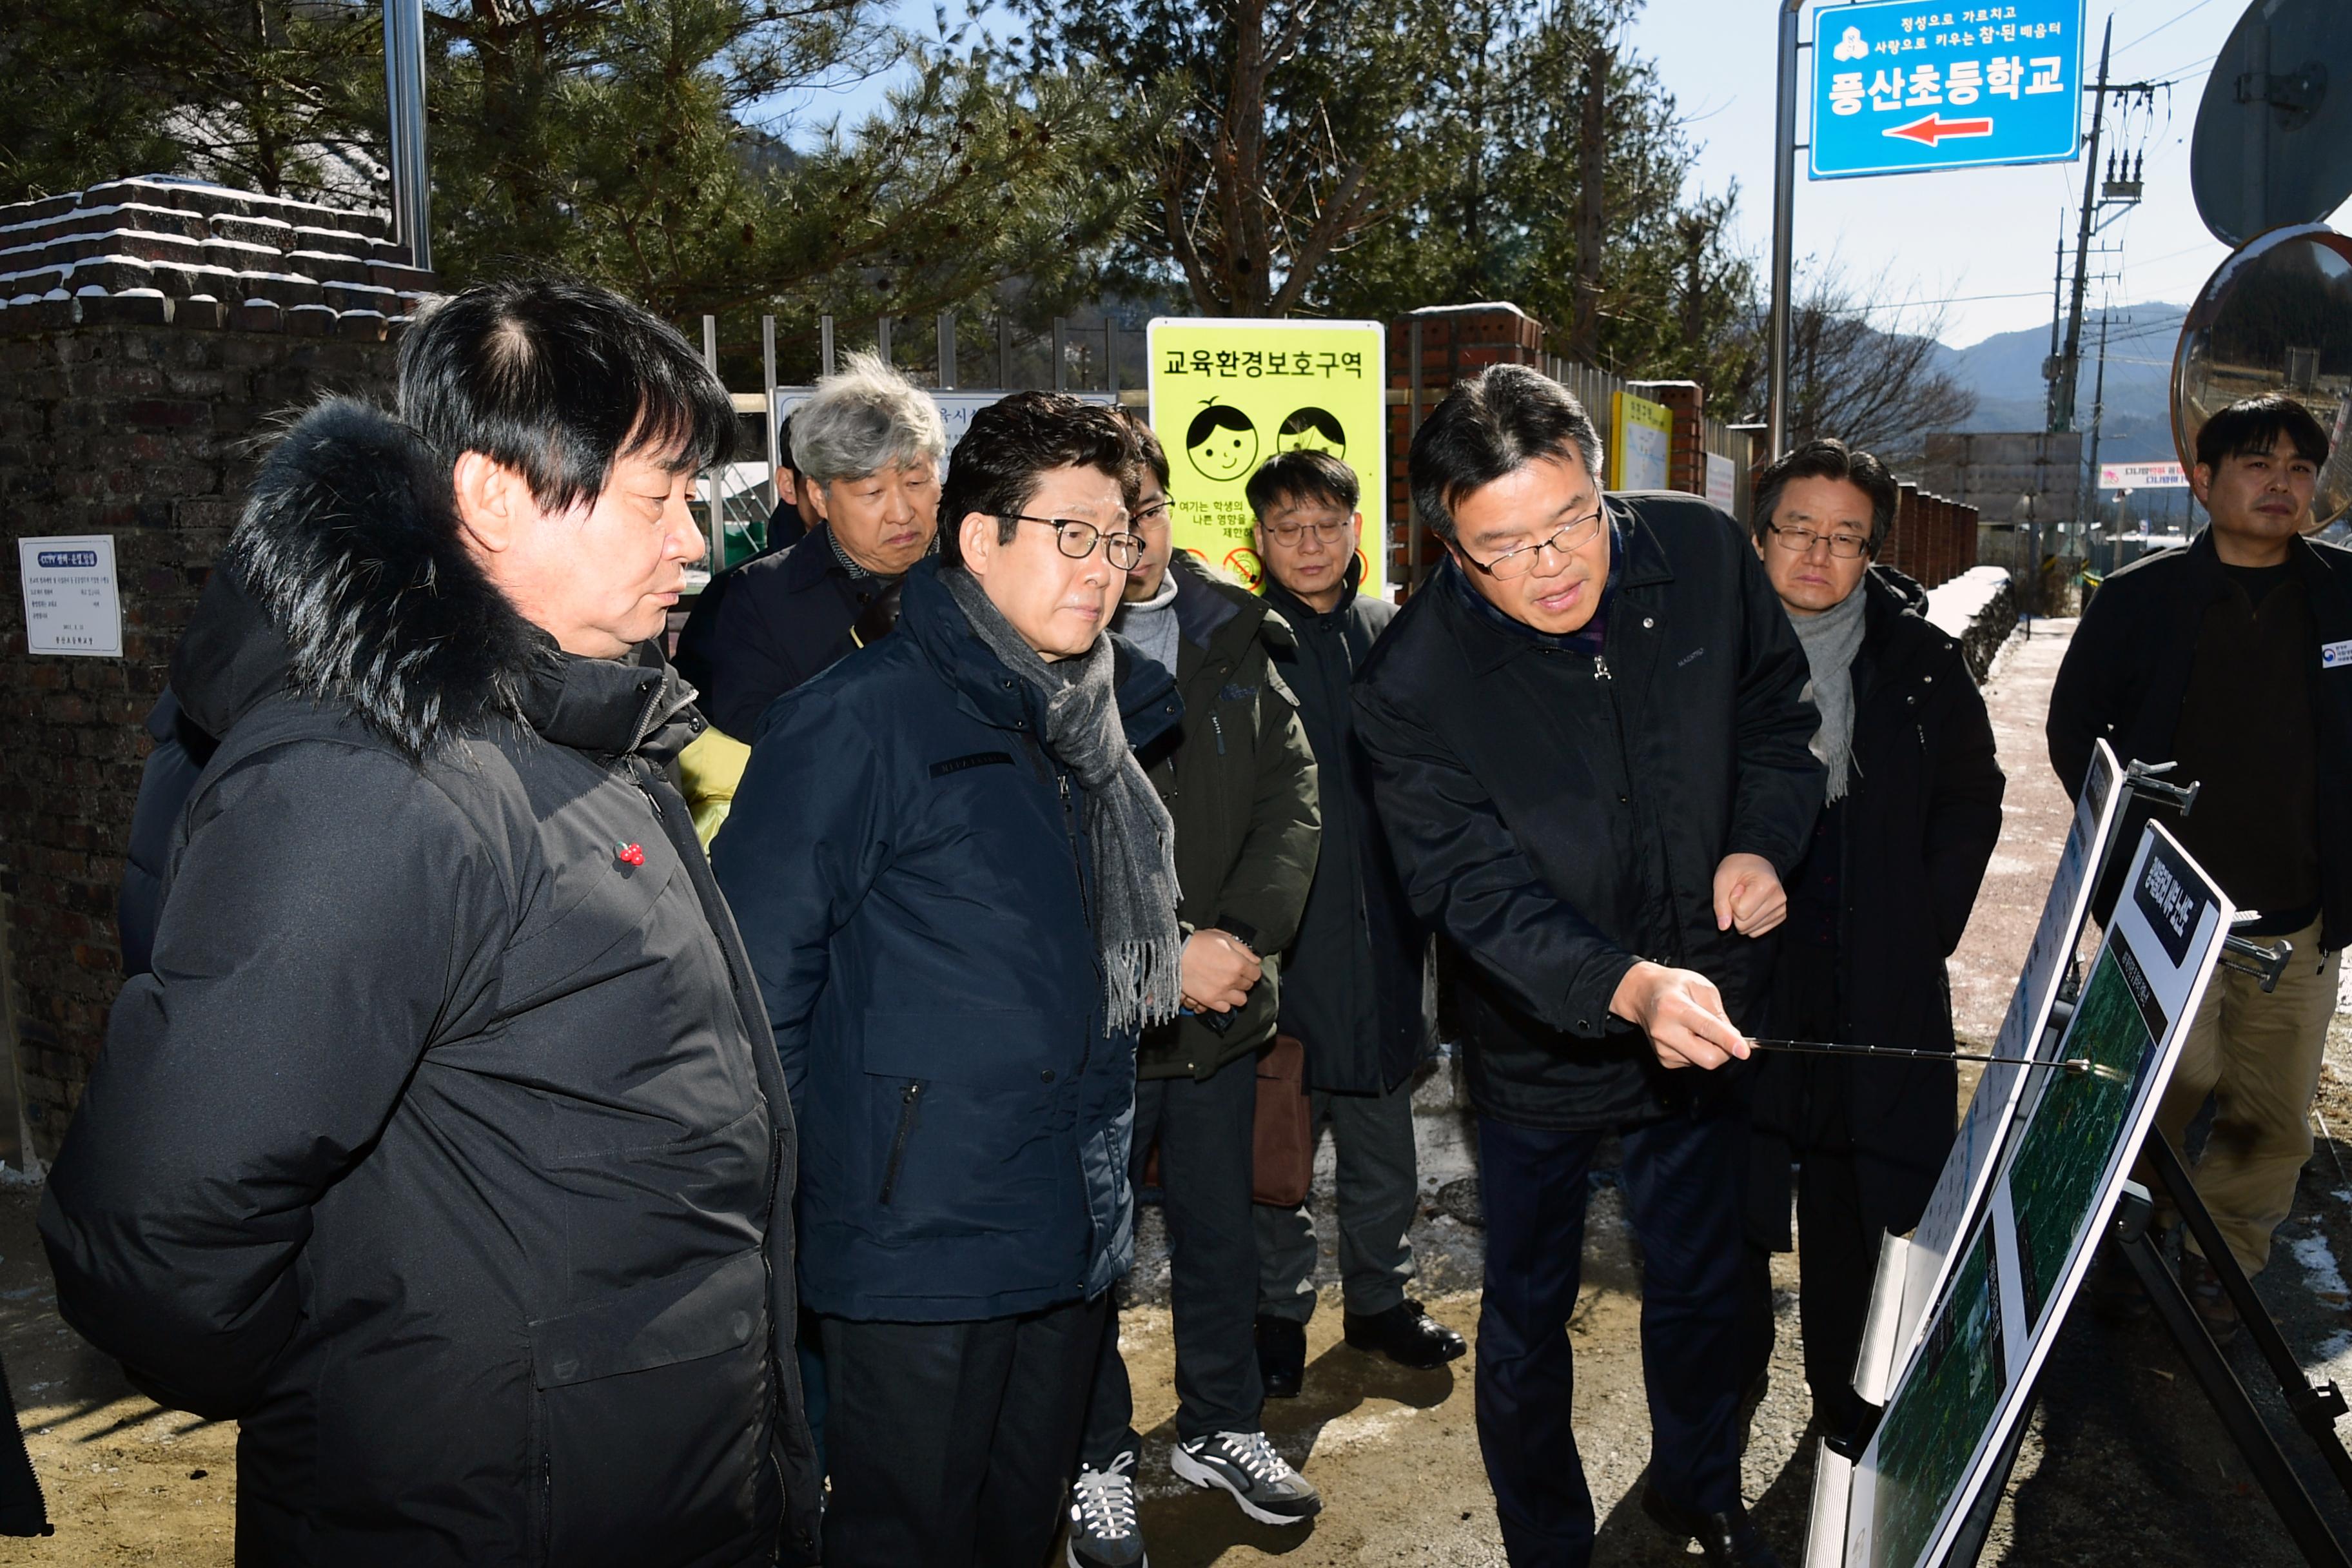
[691, 308, 1762, 588]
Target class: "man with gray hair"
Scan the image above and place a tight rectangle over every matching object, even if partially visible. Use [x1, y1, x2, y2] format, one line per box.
[674, 349, 946, 745]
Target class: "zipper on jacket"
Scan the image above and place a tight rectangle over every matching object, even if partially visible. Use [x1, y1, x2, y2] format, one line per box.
[878, 1081, 924, 1205]
[1592, 648, 1676, 964]
[620, 750, 801, 1533]
[1057, 773, 1094, 931]
[1057, 768, 1106, 1062]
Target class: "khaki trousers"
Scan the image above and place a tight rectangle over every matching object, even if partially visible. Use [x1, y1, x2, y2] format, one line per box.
[2143, 914, 2338, 1274]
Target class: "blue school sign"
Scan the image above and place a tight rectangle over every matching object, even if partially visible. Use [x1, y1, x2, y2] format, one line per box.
[1812, 1, 2084, 179]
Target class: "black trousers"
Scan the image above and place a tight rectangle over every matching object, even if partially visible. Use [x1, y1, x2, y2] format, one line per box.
[1081, 1052, 1262, 1463]
[820, 1294, 1110, 1568]
[1738, 1152, 1875, 1435]
[1475, 1105, 1746, 1568]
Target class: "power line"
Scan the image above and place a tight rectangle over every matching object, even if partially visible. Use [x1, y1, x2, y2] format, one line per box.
[1821, 288, 2052, 317]
[2117, 0, 2221, 56]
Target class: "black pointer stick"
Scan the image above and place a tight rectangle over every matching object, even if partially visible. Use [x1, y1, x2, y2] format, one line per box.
[1745, 1037, 2122, 1081]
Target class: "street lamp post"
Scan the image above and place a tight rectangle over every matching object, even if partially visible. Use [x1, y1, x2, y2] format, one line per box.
[1767, 0, 1805, 460]
[383, 0, 430, 271]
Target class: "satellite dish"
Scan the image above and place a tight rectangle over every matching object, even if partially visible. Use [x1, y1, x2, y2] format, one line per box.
[2172, 223, 2352, 527]
[2191, 0, 2352, 246]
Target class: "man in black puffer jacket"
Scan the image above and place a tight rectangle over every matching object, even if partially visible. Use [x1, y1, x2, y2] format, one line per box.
[40, 278, 822, 1567]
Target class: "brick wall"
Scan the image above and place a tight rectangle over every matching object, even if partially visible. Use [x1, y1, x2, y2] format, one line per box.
[0, 300, 397, 1160]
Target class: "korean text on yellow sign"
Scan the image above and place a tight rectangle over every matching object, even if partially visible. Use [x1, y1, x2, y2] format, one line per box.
[1610, 391, 1674, 493]
[1146, 319, 1387, 598]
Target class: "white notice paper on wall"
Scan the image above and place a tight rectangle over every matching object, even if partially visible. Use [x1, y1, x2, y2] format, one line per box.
[1707, 452, 1738, 512]
[18, 535, 122, 658]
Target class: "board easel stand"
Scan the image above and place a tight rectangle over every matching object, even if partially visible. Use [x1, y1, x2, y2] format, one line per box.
[1834, 761, 2352, 1565]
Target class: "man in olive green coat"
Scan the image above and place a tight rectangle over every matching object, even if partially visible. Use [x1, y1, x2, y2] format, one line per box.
[1067, 421, 1322, 1563]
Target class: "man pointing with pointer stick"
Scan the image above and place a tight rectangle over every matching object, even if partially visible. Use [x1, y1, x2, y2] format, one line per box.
[1354, 366, 1823, 1568]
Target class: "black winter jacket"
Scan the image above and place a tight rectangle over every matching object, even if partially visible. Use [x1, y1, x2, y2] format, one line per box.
[1353, 493, 1824, 1130]
[2048, 529, 2352, 952]
[1749, 567, 2005, 1237]
[118, 688, 214, 978]
[673, 522, 890, 741]
[712, 560, 1182, 1322]
[1260, 560, 1431, 1094]
[40, 400, 822, 1567]
[1137, 556, 1322, 1081]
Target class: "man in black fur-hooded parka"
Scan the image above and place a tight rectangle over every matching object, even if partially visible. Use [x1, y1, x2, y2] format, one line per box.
[38, 279, 823, 1568]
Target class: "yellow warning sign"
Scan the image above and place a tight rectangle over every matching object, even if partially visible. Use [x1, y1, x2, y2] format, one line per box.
[1146, 319, 1387, 598]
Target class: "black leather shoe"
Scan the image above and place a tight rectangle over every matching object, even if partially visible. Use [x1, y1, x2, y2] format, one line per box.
[1255, 1315, 1307, 1399]
[1640, 1485, 1781, 1568]
[1341, 1298, 1467, 1370]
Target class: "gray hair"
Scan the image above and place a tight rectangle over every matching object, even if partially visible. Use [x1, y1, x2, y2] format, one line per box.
[1407, 364, 1606, 541]
[789, 350, 947, 485]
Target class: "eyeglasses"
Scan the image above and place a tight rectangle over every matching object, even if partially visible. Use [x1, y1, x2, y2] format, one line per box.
[1765, 523, 1872, 560]
[1458, 507, 1605, 580]
[1263, 516, 1352, 546]
[1006, 514, 1145, 571]
[1131, 498, 1171, 529]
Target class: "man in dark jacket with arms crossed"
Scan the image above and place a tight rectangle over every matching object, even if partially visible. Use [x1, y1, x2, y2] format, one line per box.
[2049, 394, 2352, 1337]
[1354, 366, 1821, 1568]
[41, 278, 822, 1566]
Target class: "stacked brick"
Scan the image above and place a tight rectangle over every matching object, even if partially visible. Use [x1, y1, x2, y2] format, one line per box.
[0, 177, 413, 1159]
[0, 176, 431, 342]
[1879, 485, 1981, 592]
[1385, 304, 1547, 587]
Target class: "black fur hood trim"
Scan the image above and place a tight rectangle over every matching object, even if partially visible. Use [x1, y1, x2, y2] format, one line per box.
[223, 398, 547, 760]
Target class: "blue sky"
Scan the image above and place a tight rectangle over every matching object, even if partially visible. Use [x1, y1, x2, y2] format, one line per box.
[778, 0, 2329, 348]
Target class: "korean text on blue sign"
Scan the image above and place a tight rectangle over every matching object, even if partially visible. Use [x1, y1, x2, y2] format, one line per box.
[1812, 1, 2083, 180]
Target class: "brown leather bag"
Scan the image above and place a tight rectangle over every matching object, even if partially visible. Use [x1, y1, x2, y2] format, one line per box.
[1251, 1034, 1315, 1208]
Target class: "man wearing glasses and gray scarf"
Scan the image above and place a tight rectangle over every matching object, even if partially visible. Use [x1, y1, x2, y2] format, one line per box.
[1735, 438, 2004, 1443]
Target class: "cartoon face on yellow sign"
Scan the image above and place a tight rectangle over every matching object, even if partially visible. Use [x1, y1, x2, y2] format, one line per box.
[1186, 403, 1259, 482]
[1148, 319, 1387, 600]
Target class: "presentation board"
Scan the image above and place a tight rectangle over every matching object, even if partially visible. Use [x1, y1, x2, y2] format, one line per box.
[1144, 318, 1387, 597]
[1893, 738, 2127, 1368]
[1809, 821, 2233, 1567]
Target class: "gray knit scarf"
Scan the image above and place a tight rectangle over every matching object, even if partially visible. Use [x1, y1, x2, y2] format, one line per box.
[1790, 582, 1867, 803]
[944, 567, 1183, 1035]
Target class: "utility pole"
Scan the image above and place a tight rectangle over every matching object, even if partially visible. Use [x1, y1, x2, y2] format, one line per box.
[2082, 308, 2113, 546]
[2042, 215, 2065, 422]
[2049, 17, 2112, 434]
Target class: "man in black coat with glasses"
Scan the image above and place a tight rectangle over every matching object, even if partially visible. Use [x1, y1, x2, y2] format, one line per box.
[1353, 365, 1821, 1568]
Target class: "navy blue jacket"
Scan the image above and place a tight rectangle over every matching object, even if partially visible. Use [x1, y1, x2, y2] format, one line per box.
[674, 524, 884, 741]
[712, 561, 1182, 1322]
[1260, 560, 1430, 1094]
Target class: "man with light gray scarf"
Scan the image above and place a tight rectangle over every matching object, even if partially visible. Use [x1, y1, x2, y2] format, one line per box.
[1736, 438, 2005, 1440]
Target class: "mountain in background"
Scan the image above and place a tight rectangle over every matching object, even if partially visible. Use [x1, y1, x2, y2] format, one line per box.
[1930, 303, 2186, 464]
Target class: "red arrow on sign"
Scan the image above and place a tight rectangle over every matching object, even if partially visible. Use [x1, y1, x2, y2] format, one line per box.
[1885, 113, 1995, 146]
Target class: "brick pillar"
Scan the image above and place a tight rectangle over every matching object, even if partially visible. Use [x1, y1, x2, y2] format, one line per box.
[1387, 304, 1547, 591]
[1892, 483, 1922, 581]
[1625, 380, 1705, 497]
[0, 177, 422, 1161]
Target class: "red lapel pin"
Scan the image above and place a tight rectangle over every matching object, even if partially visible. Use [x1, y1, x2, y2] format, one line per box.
[614, 841, 645, 867]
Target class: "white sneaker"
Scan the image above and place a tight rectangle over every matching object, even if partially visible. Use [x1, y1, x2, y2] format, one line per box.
[1169, 1430, 1321, 1525]
[1067, 1450, 1148, 1567]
